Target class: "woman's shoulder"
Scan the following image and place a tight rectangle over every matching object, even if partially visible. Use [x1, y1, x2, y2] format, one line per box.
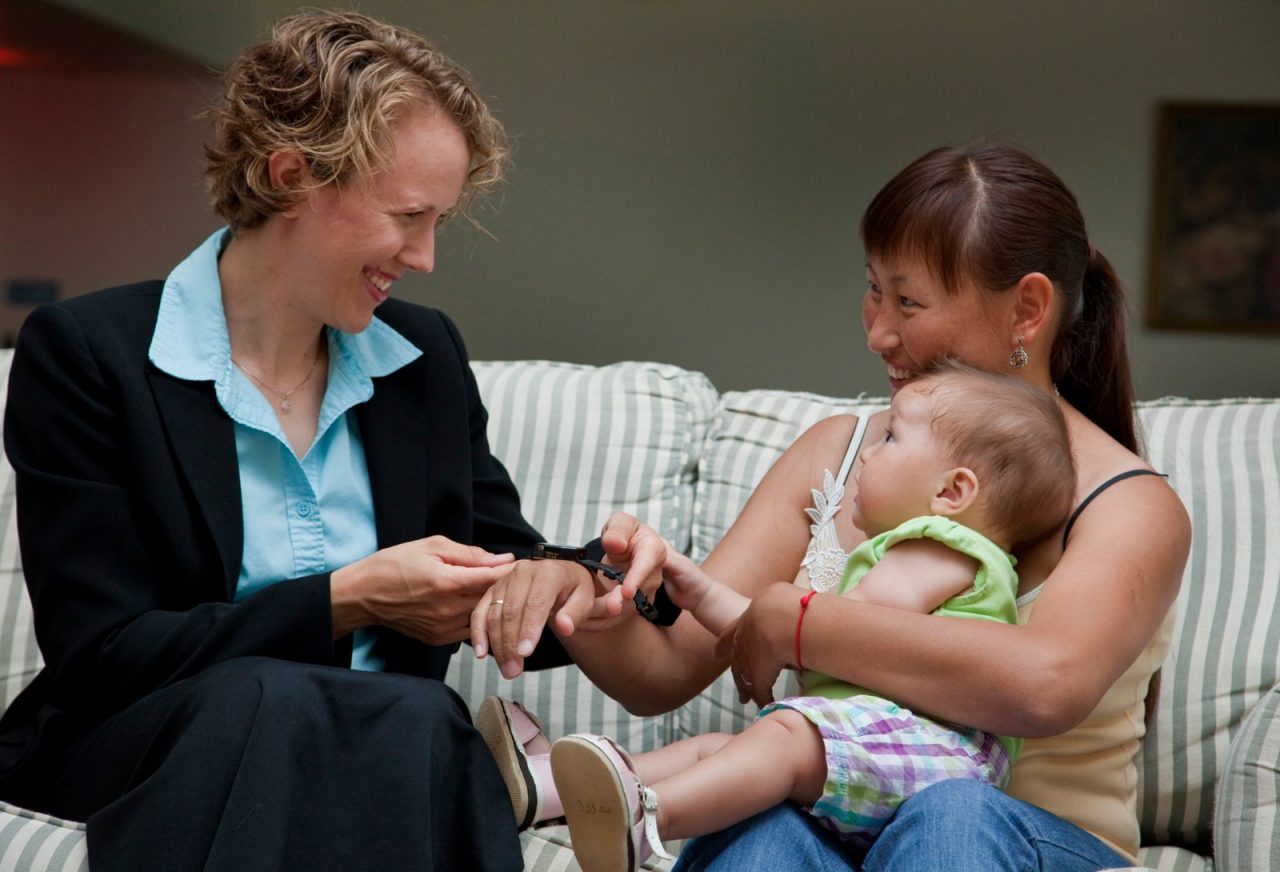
[761, 409, 890, 505]
[1059, 405, 1190, 549]
[1065, 406, 1165, 498]
[373, 299, 450, 335]
[18, 281, 165, 358]
[35, 281, 164, 321]
[796, 408, 888, 451]
[781, 411, 877, 477]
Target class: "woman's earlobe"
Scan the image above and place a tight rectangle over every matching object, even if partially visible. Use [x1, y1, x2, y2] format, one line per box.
[1012, 272, 1055, 346]
[267, 150, 309, 217]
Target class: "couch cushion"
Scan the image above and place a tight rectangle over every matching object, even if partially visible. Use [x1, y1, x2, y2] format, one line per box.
[684, 389, 887, 739]
[522, 824, 676, 871]
[1213, 681, 1280, 872]
[0, 801, 88, 872]
[1133, 845, 1214, 872]
[0, 350, 42, 714]
[1137, 398, 1280, 852]
[447, 361, 718, 752]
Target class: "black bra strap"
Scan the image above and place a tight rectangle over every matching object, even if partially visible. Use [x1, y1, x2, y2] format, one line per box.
[1062, 469, 1167, 548]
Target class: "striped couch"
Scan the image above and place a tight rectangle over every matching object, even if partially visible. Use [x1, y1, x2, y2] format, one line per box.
[1, 354, 1276, 871]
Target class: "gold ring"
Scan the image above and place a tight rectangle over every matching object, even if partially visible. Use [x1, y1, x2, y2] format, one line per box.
[492, 599, 505, 606]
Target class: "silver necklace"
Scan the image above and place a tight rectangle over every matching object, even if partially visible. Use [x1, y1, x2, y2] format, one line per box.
[230, 348, 322, 413]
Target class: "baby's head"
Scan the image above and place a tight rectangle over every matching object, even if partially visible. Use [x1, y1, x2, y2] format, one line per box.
[853, 361, 1075, 550]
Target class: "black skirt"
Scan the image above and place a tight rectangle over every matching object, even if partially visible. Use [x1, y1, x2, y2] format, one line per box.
[2, 657, 521, 872]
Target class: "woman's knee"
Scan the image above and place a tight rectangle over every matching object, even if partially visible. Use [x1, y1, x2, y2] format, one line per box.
[868, 779, 1127, 872]
[892, 778, 1002, 826]
[865, 780, 1026, 871]
[183, 657, 466, 729]
[674, 804, 857, 872]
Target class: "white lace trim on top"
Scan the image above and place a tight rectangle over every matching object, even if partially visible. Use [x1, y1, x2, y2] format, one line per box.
[801, 415, 869, 592]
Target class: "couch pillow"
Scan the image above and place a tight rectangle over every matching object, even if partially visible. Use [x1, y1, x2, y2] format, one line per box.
[0, 801, 88, 872]
[1213, 681, 1280, 872]
[446, 360, 718, 752]
[1137, 398, 1280, 852]
[0, 350, 42, 714]
[1126, 845, 1211, 872]
[684, 388, 887, 739]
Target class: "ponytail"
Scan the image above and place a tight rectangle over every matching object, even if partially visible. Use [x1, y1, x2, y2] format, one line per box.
[1051, 248, 1138, 453]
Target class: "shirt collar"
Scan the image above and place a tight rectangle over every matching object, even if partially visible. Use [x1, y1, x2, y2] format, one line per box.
[148, 227, 422, 386]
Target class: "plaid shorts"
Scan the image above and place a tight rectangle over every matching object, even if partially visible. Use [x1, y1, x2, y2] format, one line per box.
[759, 694, 1012, 849]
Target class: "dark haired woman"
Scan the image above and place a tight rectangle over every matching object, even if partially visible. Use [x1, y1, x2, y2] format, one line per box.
[484, 143, 1189, 870]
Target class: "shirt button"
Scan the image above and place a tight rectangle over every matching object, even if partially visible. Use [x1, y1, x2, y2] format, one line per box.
[296, 502, 314, 518]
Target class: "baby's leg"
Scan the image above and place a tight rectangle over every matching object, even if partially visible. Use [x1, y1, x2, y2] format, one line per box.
[651, 708, 827, 841]
[632, 732, 734, 784]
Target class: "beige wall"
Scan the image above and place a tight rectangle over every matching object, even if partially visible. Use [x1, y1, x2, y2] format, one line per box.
[4, 0, 1279, 398]
[0, 69, 220, 344]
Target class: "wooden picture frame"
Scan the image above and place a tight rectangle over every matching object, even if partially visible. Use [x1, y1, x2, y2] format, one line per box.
[1146, 102, 1280, 333]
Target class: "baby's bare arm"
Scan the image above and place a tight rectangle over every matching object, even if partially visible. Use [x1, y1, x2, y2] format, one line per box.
[848, 540, 978, 614]
[663, 548, 751, 636]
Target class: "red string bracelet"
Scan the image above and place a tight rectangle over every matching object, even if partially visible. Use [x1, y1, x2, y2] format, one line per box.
[795, 590, 817, 673]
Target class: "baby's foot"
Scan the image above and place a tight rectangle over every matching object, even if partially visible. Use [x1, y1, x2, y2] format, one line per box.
[551, 734, 673, 872]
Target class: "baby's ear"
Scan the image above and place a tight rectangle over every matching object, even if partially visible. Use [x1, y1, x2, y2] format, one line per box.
[931, 467, 979, 516]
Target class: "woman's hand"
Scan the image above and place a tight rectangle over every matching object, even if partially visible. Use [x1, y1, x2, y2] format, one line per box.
[469, 514, 668, 675]
[714, 581, 798, 707]
[471, 559, 598, 677]
[330, 536, 516, 645]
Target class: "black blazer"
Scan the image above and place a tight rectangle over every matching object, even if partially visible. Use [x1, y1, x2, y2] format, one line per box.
[0, 282, 567, 769]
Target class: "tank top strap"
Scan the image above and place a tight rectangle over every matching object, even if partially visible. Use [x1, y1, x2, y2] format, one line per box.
[1062, 469, 1167, 548]
[800, 413, 874, 593]
[836, 413, 870, 486]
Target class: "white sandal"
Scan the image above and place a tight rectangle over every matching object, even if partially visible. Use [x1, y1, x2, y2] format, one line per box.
[550, 734, 674, 872]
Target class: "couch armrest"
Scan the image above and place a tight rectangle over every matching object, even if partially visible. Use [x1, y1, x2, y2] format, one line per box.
[1213, 682, 1280, 872]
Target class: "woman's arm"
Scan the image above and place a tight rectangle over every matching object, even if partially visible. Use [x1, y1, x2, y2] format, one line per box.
[730, 469, 1189, 738]
[490, 413, 866, 715]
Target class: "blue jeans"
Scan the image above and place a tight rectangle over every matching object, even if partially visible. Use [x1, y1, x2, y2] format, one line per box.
[672, 780, 1133, 871]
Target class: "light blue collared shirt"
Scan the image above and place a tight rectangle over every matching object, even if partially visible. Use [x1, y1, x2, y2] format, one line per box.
[148, 228, 422, 671]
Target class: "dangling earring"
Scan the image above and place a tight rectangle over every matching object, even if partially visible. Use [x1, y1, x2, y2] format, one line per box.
[1009, 336, 1028, 369]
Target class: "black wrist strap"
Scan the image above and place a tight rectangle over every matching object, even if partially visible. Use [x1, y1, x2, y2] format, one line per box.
[534, 542, 681, 626]
[590, 561, 679, 626]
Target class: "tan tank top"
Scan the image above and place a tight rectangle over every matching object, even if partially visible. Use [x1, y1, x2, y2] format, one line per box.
[1007, 593, 1174, 862]
[1008, 469, 1174, 862]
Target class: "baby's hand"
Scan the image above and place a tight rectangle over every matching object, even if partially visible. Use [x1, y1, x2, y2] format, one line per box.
[661, 546, 715, 611]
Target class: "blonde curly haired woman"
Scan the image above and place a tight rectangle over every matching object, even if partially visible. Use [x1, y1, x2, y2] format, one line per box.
[0, 10, 667, 870]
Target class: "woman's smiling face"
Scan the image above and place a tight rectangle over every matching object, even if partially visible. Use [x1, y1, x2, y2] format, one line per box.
[283, 102, 471, 334]
[861, 255, 1016, 394]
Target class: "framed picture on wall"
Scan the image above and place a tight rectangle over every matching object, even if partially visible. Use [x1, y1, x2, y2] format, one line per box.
[1146, 102, 1280, 333]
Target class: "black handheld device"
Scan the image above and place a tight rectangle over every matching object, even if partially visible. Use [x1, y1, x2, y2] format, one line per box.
[531, 543, 669, 624]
